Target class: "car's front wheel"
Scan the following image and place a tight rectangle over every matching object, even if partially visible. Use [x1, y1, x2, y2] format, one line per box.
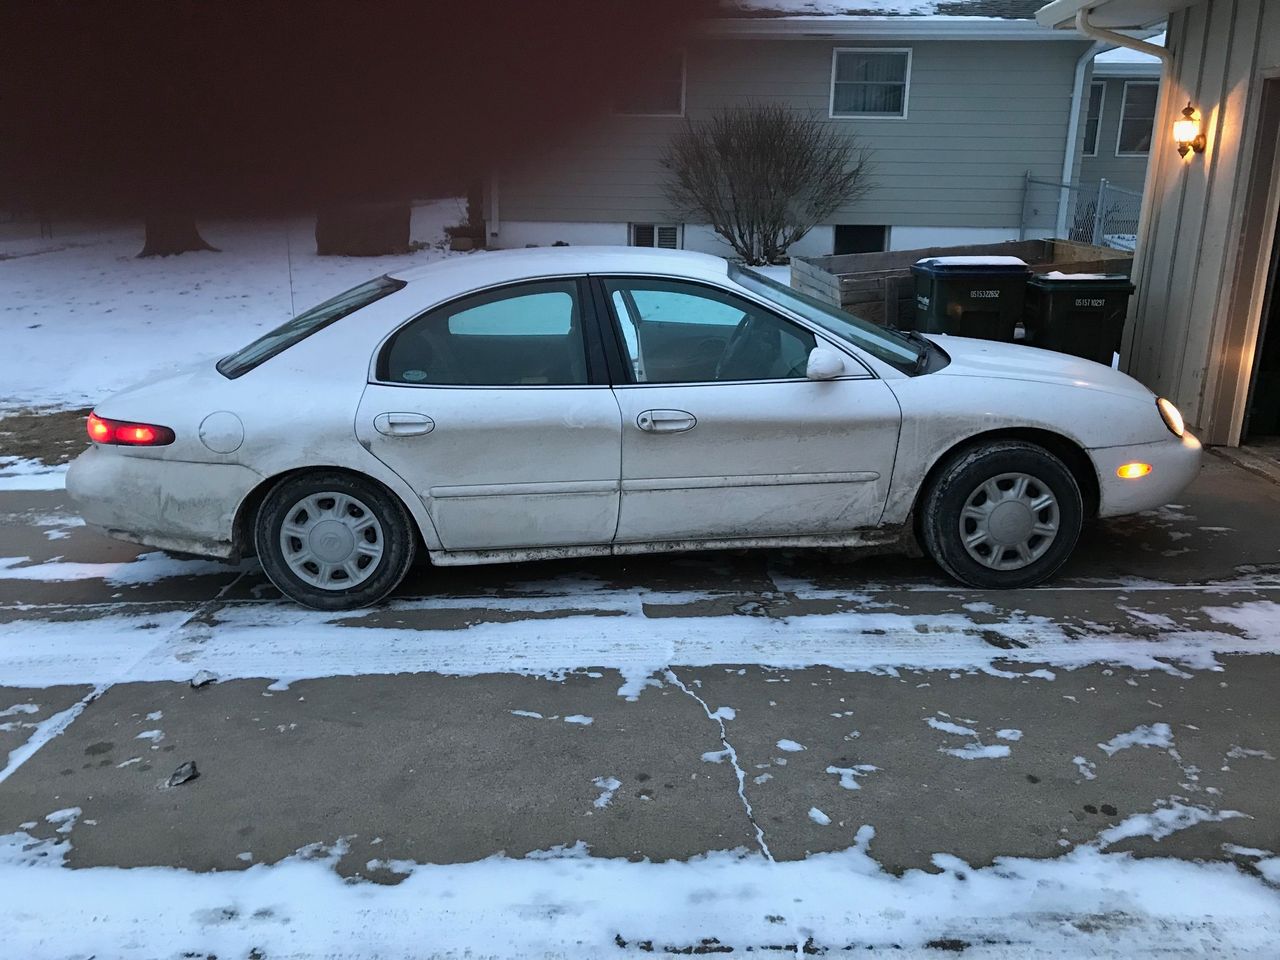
[255, 471, 416, 610]
[919, 440, 1083, 589]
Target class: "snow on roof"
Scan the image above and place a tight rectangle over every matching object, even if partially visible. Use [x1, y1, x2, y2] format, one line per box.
[726, 0, 1049, 18]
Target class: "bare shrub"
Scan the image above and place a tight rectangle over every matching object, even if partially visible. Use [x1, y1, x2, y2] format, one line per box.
[662, 104, 873, 265]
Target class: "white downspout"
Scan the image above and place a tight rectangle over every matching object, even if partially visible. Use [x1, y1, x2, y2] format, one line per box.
[1057, 38, 1109, 237]
[1072, 8, 1173, 370]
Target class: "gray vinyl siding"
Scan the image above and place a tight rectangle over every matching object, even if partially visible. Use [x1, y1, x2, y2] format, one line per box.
[1126, 0, 1280, 442]
[497, 36, 1093, 230]
[1079, 76, 1155, 194]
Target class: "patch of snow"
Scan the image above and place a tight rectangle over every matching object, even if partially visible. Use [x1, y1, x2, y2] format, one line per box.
[3, 587, 1279, 693]
[1225, 746, 1275, 761]
[925, 717, 976, 737]
[563, 715, 593, 726]
[44, 807, 81, 835]
[941, 743, 1011, 760]
[0, 460, 68, 492]
[591, 776, 621, 809]
[0, 204, 464, 413]
[916, 255, 1027, 266]
[1098, 722, 1174, 756]
[1073, 756, 1097, 781]
[995, 729, 1022, 742]
[709, 706, 736, 721]
[2, 830, 1279, 956]
[701, 748, 731, 764]
[0, 552, 240, 585]
[808, 807, 832, 826]
[1097, 801, 1249, 847]
[775, 739, 806, 753]
[134, 729, 163, 743]
[0, 703, 40, 718]
[826, 764, 878, 790]
[145, 710, 162, 721]
[510, 710, 543, 720]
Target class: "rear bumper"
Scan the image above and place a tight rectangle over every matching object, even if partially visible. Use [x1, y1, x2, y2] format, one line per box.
[66, 446, 262, 559]
[1090, 431, 1203, 518]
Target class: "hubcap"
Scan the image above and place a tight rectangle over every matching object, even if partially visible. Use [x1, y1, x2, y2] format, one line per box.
[958, 472, 1059, 571]
[278, 492, 384, 591]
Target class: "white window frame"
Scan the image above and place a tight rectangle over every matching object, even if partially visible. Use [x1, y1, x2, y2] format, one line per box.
[829, 47, 912, 120]
[1115, 79, 1159, 157]
[629, 223, 683, 249]
[614, 51, 686, 118]
[1083, 80, 1107, 158]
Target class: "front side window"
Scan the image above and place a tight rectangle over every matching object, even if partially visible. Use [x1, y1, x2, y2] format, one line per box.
[615, 51, 685, 116]
[379, 280, 589, 386]
[604, 278, 816, 384]
[217, 276, 404, 379]
[1117, 81, 1158, 155]
[1083, 81, 1106, 156]
[831, 49, 911, 118]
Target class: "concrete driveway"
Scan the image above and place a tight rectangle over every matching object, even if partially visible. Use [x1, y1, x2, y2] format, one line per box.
[1, 452, 1278, 957]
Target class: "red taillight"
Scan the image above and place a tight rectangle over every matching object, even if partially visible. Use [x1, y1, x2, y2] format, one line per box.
[86, 412, 175, 447]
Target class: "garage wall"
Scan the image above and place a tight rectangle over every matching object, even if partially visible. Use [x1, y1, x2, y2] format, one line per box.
[1125, 0, 1280, 444]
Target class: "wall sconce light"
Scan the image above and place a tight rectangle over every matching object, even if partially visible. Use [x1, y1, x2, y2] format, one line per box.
[1173, 102, 1206, 157]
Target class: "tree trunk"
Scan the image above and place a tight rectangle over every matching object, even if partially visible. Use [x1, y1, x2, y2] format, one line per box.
[138, 216, 218, 257]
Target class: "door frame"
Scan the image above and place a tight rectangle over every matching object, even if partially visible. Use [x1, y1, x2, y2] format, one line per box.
[1209, 72, 1280, 446]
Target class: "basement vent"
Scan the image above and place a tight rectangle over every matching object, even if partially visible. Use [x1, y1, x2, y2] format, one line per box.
[630, 223, 680, 249]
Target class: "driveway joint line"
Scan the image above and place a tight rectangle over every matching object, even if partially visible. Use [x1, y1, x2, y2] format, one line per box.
[0, 570, 249, 784]
[663, 667, 774, 863]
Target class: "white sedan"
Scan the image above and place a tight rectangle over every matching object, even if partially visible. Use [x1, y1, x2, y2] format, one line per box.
[67, 247, 1200, 609]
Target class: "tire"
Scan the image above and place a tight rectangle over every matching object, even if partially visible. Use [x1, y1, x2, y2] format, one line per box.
[254, 471, 416, 610]
[918, 440, 1083, 589]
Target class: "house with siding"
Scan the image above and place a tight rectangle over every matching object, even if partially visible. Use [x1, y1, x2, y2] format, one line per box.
[483, 0, 1161, 258]
[1080, 39, 1162, 193]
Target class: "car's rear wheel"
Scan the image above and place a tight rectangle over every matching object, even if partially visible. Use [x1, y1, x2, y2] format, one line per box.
[919, 440, 1083, 589]
[255, 471, 416, 610]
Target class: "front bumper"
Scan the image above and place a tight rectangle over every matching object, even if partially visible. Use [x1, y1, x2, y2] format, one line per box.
[66, 446, 263, 559]
[1090, 431, 1203, 518]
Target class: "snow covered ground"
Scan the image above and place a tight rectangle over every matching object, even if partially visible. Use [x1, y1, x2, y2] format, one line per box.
[0, 199, 466, 412]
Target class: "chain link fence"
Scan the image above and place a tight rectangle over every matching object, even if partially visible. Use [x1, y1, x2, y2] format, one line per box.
[1020, 173, 1143, 251]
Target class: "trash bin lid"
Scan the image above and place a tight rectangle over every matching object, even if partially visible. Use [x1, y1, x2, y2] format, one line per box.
[913, 255, 1031, 276]
[1029, 271, 1134, 291]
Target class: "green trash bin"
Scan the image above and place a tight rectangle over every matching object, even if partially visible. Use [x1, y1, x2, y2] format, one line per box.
[1023, 272, 1134, 365]
[910, 256, 1031, 341]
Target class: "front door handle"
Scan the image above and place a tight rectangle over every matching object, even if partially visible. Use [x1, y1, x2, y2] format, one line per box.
[637, 409, 697, 434]
[374, 412, 435, 437]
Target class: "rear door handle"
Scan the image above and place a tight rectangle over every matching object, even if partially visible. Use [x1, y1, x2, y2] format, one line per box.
[637, 409, 696, 434]
[374, 412, 435, 437]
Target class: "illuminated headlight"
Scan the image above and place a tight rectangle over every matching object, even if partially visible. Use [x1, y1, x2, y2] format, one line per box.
[1157, 397, 1185, 438]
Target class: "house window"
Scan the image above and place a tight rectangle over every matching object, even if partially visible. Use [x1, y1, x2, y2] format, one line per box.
[1116, 81, 1159, 155]
[615, 51, 685, 117]
[1083, 81, 1106, 157]
[830, 49, 911, 118]
[630, 223, 680, 249]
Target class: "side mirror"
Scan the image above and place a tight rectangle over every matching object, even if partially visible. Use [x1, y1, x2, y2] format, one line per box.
[806, 346, 845, 381]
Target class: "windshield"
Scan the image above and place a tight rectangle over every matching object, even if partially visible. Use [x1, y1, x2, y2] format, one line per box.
[729, 264, 923, 375]
[216, 275, 405, 379]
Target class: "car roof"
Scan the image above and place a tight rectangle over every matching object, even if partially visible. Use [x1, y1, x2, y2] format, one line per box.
[389, 245, 732, 287]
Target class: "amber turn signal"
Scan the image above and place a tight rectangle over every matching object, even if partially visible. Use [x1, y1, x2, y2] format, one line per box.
[1117, 462, 1152, 480]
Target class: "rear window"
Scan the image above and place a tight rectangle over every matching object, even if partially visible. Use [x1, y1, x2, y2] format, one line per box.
[216, 275, 405, 379]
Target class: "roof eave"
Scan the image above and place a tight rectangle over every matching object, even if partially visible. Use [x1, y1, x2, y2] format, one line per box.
[1036, 0, 1199, 30]
[706, 17, 1089, 41]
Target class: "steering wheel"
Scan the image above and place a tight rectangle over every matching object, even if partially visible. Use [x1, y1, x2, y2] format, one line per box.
[714, 315, 755, 381]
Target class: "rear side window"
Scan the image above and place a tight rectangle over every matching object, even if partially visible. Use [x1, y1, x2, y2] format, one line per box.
[216, 275, 405, 379]
[378, 280, 589, 386]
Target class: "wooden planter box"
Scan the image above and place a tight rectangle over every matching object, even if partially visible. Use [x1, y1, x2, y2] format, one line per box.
[790, 239, 1132, 328]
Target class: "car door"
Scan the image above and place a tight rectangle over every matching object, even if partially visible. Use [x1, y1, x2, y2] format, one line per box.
[598, 276, 901, 543]
[356, 277, 622, 551]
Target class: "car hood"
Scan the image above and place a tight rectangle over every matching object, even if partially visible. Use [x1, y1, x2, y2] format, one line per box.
[926, 335, 1154, 402]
